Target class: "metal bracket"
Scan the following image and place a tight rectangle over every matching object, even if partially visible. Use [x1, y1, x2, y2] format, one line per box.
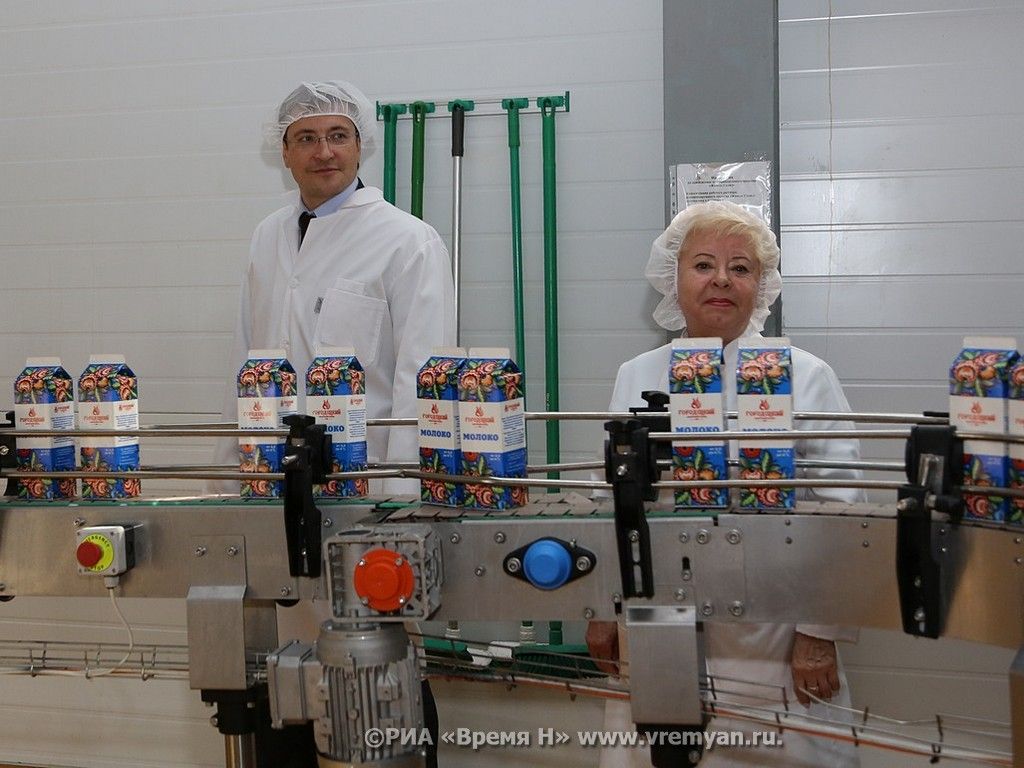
[896, 425, 963, 638]
[266, 640, 321, 728]
[187, 535, 249, 690]
[626, 605, 705, 767]
[0, 410, 14, 497]
[632, 391, 671, 461]
[282, 414, 331, 579]
[376, 91, 570, 121]
[605, 418, 659, 599]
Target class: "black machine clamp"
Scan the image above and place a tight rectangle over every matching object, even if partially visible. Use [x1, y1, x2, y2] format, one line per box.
[603, 390, 672, 600]
[0, 411, 14, 497]
[281, 414, 332, 579]
[605, 406, 661, 600]
[896, 424, 964, 638]
[606, 394, 706, 767]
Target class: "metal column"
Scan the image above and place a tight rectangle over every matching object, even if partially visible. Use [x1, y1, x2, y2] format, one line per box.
[662, 0, 782, 334]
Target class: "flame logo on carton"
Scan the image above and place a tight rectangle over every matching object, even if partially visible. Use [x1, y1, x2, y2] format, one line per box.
[253, 401, 262, 413]
[475, 406, 484, 418]
[759, 399, 770, 410]
[431, 403, 439, 415]
[92, 406, 101, 416]
[322, 400, 331, 410]
[28, 408, 36, 418]
[957, 398, 995, 427]
[691, 398, 702, 409]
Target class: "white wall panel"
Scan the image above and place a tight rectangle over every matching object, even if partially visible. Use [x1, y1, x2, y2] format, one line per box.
[790, 330, 977, 382]
[781, 4, 1022, 766]
[782, 5, 1024, 70]
[781, 115, 1024, 175]
[785, 277, 1024, 329]
[780, 223, 1024, 277]
[0, 244, 246, 287]
[782, 168, 1024, 225]
[784, 0, 1023, 17]
[781, 61, 1024, 123]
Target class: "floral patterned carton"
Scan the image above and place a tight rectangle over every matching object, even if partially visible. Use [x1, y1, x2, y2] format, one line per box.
[458, 348, 527, 510]
[950, 337, 1018, 522]
[307, 347, 367, 498]
[669, 338, 728, 508]
[13, 357, 76, 499]
[736, 337, 795, 509]
[77, 355, 140, 499]
[417, 347, 465, 506]
[1009, 356, 1024, 525]
[237, 349, 298, 498]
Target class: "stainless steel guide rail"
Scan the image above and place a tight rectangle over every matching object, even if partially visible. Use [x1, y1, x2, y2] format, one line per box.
[0, 494, 1015, 637]
[0, 407, 1021, 767]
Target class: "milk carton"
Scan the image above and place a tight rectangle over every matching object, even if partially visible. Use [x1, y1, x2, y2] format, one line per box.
[458, 348, 527, 510]
[77, 356, 140, 498]
[669, 338, 728, 508]
[417, 348, 465, 506]
[237, 350, 298, 498]
[736, 338, 795, 509]
[13, 357, 76, 499]
[950, 337, 1018, 521]
[1009, 356, 1024, 525]
[307, 348, 367, 498]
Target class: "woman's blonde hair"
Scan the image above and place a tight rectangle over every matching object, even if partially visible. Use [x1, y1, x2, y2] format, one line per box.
[645, 200, 782, 333]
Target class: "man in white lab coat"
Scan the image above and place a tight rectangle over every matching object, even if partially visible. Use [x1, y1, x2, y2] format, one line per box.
[223, 80, 453, 767]
[225, 80, 456, 489]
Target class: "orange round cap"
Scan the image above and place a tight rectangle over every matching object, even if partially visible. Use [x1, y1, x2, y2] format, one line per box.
[352, 548, 415, 613]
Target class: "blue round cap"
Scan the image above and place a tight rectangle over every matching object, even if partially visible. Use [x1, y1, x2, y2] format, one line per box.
[522, 540, 572, 590]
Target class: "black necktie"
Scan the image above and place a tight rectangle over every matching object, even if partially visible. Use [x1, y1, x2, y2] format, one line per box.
[298, 211, 316, 246]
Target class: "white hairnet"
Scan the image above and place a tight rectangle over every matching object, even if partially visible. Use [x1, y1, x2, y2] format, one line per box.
[645, 200, 783, 333]
[270, 80, 379, 160]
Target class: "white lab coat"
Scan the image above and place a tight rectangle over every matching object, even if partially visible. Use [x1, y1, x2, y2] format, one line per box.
[600, 337, 864, 768]
[218, 186, 456, 494]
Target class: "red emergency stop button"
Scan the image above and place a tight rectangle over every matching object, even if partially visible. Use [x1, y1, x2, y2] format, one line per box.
[353, 548, 415, 613]
[76, 540, 104, 568]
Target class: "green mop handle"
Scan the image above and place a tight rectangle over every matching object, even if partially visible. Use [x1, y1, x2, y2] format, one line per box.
[538, 95, 564, 481]
[503, 98, 529, 374]
[379, 102, 406, 205]
[409, 101, 434, 220]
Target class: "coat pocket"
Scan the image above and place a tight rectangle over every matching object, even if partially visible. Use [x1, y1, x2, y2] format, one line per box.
[316, 286, 386, 367]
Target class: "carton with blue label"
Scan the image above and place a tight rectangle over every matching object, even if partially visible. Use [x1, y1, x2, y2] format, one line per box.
[237, 349, 298, 498]
[77, 355, 140, 498]
[417, 347, 465, 506]
[736, 337, 795, 509]
[307, 347, 367, 498]
[950, 337, 1018, 522]
[458, 348, 527, 510]
[13, 357, 77, 499]
[669, 338, 728, 508]
[1009, 355, 1024, 525]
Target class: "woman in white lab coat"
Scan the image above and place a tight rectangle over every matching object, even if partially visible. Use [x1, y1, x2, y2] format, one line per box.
[592, 200, 863, 768]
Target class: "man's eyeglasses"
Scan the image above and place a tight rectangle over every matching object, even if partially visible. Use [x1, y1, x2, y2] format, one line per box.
[287, 132, 358, 150]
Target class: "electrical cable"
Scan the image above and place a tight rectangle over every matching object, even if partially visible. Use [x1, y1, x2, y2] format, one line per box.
[89, 583, 135, 678]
